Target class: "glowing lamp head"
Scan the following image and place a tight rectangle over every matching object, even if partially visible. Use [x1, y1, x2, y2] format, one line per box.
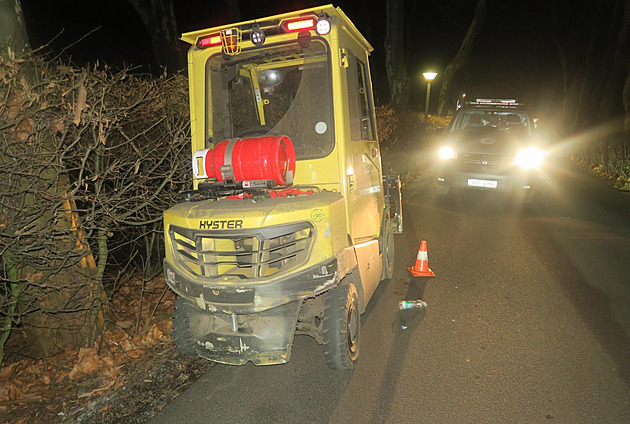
[438, 146, 456, 160]
[250, 29, 265, 45]
[316, 18, 331, 35]
[423, 72, 437, 81]
[285, 18, 316, 32]
[198, 34, 222, 48]
[514, 147, 545, 169]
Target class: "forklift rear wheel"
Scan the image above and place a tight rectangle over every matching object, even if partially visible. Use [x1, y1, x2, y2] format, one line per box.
[173, 296, 197, 355]
[323, 283, 360, 370]
[381, 223, 395, 280]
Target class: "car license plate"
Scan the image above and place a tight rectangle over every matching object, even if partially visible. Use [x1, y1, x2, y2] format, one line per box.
[467, 178, 498, 189]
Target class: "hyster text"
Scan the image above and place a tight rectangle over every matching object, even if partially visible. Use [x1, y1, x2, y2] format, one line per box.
[199, 220, 244, 230]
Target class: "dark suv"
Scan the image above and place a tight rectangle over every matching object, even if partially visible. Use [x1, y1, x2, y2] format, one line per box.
[435, 98, 544, 202]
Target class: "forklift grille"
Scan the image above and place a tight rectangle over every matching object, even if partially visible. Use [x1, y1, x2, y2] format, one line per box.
[168, 223, 313, 279]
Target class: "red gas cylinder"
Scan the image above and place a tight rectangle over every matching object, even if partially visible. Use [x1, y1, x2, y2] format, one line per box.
[192, 135, 296, 187]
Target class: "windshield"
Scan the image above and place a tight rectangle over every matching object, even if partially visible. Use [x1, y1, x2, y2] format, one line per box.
[207, 40, 333, 159]
[450, 110, 532, 136]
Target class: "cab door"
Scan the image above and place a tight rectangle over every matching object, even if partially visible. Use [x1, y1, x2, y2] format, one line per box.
[343, 47, 384, 242]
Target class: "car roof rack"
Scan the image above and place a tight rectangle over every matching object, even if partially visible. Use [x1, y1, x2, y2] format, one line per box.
[464, 98, 526, 109]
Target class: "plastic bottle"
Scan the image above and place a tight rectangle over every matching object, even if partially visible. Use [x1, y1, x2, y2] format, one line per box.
[398, 299, 428, 310]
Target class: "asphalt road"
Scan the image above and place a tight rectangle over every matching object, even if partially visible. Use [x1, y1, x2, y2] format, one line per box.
[149, 162, 630, 424]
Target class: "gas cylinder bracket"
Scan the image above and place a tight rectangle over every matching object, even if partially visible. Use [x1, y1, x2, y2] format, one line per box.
[220, 164, 235, 185]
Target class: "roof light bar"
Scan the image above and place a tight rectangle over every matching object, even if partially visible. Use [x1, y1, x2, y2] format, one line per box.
[198, 34, 222, 48]
[284, 17, 316, 32]
[465, 98, 524, 108]
[200, 15, 330, 49]
[475, 98, 517, 104]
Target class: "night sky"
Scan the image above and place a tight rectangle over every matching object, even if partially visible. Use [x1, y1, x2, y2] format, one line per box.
[19, 0, 564, 114]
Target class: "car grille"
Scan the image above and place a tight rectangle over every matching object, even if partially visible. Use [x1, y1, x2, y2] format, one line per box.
[460, 152, 508, 173]
[169, 223, 313, 279]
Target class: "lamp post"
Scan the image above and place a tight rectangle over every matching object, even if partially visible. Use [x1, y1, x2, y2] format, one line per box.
[423, 72, 437, 115]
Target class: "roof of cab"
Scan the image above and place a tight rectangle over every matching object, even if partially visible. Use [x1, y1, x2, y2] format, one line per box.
[180, 4, 373, 52]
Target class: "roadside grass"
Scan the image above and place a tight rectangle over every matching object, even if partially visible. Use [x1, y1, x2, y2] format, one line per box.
[573, 138, 630, 191]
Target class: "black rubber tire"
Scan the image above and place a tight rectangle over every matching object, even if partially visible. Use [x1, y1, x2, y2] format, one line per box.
[436, 184, 450, 197]
[506, 190, 533, 213]
[381, 223, 395, 281]
[172, 296, 197, 355]
[322, 283, 360, 370]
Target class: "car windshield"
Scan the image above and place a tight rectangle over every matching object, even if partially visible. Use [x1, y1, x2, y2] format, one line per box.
[450, 110, 532, 135]
[206, 40, 333, 159]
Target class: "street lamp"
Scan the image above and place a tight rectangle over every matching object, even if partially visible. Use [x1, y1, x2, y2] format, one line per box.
[423, 72, 437, 115]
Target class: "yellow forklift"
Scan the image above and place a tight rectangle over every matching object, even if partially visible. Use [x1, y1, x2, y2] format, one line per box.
[163, 5, 402, 369]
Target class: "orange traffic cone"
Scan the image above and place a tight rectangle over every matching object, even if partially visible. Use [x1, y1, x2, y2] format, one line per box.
[407, 240, 436, 277]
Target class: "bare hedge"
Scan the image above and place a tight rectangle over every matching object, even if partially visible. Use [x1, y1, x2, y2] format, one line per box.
[0, 52, 191, 363]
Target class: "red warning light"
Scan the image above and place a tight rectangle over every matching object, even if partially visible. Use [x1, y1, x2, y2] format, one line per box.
[284, 18, 316, 32]
[198, 34, 222, 48]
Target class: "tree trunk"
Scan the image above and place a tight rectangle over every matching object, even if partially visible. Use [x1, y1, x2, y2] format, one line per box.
[551, 0, 587, 133]
[19, 145, 106, 357]
[437, 0, 487, 116]
[126, 0, 184, 73]
[0, 252, 19, 366]
[623, 69, 630, 133]
[384, 0, 410, 111]
[600, 0, 624, 75]
[551, 0, 577, 100]
[0, 0, 29, 55]
[600, 0, 630, 116]
[572, 1, 608, 130]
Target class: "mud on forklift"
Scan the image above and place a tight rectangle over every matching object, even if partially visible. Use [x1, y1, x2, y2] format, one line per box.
[163, 5, 403, 370]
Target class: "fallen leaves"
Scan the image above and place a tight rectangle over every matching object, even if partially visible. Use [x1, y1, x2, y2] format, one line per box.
[69, 348, 115, 381]
[0, 275, 177, 422]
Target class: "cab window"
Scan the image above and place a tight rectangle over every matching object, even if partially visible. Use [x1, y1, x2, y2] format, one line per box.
[346, 51, 375, 141]
[207, 40, 334, 159]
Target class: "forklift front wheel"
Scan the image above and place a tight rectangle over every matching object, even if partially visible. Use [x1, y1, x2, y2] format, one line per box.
[323, 283, 360, 370]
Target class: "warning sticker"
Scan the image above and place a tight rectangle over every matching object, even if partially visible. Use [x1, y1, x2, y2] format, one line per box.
[311, 209, 325, 222]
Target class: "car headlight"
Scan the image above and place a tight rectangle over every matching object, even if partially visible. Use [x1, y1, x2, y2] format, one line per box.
[438, 146, 457, 160]
[514, 147, 545, 169]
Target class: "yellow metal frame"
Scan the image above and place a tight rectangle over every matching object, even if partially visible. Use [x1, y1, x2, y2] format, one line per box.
[172, 4, 384, 272]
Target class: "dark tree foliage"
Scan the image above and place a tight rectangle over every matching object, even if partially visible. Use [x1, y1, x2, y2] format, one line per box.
[436, 0, 487, 116]
[600, 1, 630, 120]
[552, 0, 630, 134]
[385, 0, 410, 110]
[125, 0, 184, 73]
